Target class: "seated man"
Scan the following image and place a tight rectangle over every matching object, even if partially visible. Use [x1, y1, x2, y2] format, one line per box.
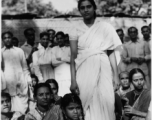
[1, 92, 24, 120]
[116, 71, 133, 98]
[122, 68, 151, 120]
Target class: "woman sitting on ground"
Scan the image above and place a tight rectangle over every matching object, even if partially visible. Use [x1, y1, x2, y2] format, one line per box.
[25, 83, 63, 120]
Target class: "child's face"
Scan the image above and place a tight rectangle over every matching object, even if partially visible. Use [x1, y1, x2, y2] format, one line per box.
[32, 78, 37, 87]
[49, 83, 58, 95]
[64, 102, 82, 120]
[1, 97, 11, 113]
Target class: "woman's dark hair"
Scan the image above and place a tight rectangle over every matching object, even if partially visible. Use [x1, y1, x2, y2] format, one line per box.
[40, 32, 49, 39]
[34, 83, 53, 97]
[1, 92, 11, 101]
[2, 31, 13, 39]
[56, 31, 65, 38]
[61, 93, 82, 109]
[45, 79, 59, 92]
[31, 74, 39, 84]
[129, 68, 145, 82]
[78, 0, 97, 11]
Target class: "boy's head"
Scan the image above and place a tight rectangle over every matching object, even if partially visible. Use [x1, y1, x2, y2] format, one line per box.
[119, 71, 130, 89]
[1, 92, 11, 113]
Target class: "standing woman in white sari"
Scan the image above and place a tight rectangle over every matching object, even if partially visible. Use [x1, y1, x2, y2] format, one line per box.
[52, 32, 71, 96]
[33, 32, 54, 82]
[69, 0, 122, 120]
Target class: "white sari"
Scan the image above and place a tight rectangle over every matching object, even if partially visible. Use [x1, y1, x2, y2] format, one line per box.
[70, 19, 121, 120]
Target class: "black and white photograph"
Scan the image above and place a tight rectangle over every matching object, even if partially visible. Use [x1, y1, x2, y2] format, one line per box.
[1, 0, 151, 120]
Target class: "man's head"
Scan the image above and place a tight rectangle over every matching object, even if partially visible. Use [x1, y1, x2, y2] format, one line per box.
[47, 29, 56, 42]
[116, 29, 124, 43]
[1, 92, 11, 114]
[129, 68, 145, 91]
[12, 37, 19, 47]
[56, 31, 65, 47]
[24, 28, 35, 45]
[2, 31, 13, 48]
[128, 27, 138, 42]
[141, 26, 150, 41]
[119, 71, 130, 90]
[40, 32, 49, 48]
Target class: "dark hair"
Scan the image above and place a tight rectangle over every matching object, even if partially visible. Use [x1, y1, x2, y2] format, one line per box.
[40, 32, 49, 39]
[64, 34, 69, 38]
[34, 83, 53, 97]
[116, 29, 124, 34]
[61, 93, 82, 110]
[24, 28, 35, 36]
[119, 71, 129, 79]
[47, 29, 56, 35]
[31, 74, 39, 84]
[56, 31, 65, 38]
[78, 0, 97, 11]
[128, 27, 138, 35]
[45, 79, 59, 91]
[129, 68, 145, 82]
[12, 37, 19, 42]
[141, 25, 150, 32]
[2, 31, 13, 39]
[1, 92, 11, 101]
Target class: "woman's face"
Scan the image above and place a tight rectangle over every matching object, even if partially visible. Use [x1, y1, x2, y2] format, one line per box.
[64, 102, 82, 120]
[132, 72, 145, 90]
[79, 0, 95, 20]
[49, 83, 58, 95]
[35, 87, 51, 107]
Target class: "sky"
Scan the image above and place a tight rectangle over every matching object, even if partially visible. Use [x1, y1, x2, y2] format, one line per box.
[41, 0, 77, 13]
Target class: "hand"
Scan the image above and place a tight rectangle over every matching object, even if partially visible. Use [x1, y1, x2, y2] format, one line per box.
[137, 57, 145, 65]
[113, 75, 120, 91]
[56, 58, 61, 61]
[70, 82, 80, 95]
[124, 105, 137, 115]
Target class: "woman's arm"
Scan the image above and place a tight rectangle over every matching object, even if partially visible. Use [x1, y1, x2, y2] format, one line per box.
[70, 40, 79, 94]
[107, 50, 120, 91]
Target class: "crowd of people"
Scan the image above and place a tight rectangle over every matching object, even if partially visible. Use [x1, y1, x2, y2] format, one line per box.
[1, 0, 151, 120]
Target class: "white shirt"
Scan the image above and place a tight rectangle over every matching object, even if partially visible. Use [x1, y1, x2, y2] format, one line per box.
[2, 46, 31, 96]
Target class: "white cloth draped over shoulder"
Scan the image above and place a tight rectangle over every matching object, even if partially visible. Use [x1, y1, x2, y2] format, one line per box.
[52, 46, 71, 96]
[33, 46, 54, 82]
[70, 19, 121, 120]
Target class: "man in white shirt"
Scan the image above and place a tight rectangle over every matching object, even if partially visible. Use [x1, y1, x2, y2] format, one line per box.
[2, 31, 31, 114]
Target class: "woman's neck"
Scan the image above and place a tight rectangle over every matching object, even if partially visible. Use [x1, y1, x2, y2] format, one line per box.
[37, 105, 49, 113]
[83, 18, 95, 27]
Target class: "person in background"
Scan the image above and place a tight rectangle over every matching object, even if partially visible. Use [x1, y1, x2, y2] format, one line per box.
[21, 28, 36, 59]
[116, 71, 133, 98]
[1, 92, 24, 120]
[12, 37, 19, 47]
[115, 29, 127, 74]
[123, 68, 151, 120]
[33, 32, 54, 82]
[2, 31, 31, 114]
[52, 31, 71, 96]
[25, 83, 63, 120]
[61, 93, 84, 120]
[47, 29, 56, 47]
[45, 79, 62, 105]
[121, 26, 150, 89]
[28, 74, 39, 111]
[64, 34, 70, 47]
[141, 25, 151, 80]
